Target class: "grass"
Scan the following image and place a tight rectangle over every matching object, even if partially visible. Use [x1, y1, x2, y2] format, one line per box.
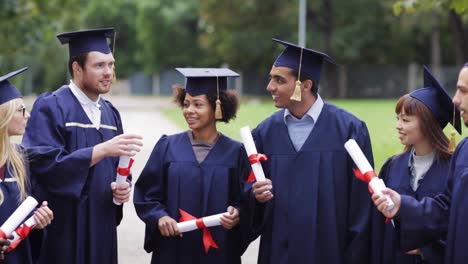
[162, 98, 468, 173]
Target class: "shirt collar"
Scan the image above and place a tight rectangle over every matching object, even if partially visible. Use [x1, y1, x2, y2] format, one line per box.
[283, 94, 324, 124]
[69, 80, 101, 108]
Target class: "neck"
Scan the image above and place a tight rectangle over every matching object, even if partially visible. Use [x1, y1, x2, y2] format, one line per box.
[288, 94, 316, 119]
[72, 79, 99, 102]
[191, 125, 219, 143]
[413, 141, 433, 156]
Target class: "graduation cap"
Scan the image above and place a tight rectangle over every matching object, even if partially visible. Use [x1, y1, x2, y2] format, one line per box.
[272, 38, 336, 101]
[410, 66, 461, 151]
[175, 68, 240, 120]
[0, 67, 28, 105]
[57, 28, 115, 58]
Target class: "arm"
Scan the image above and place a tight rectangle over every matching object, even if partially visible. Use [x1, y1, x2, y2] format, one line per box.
[345, 121, 374, 264]
[22, 95, 93, 198]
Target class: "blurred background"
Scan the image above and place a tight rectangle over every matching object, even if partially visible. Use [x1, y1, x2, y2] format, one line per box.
[4, 1, 468, 262]
[2, 0, 468, 98]
[3, 0, 468, 188]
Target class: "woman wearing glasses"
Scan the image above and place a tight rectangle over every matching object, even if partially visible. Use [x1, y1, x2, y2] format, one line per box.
[0, 67, 53, 264]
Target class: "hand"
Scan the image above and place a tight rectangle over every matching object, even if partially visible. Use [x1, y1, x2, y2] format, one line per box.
[371, 188, 401, 218]
[91, 134, 143, 166]
[34, 201, 54, 229]
[406, 249, 422, 256]
[158, 216, 181, 237]
[220, 206, 239, 230]
[111, 182, 131, 204]
[252, 179, 273, 203]
[0, 237, 10, 262]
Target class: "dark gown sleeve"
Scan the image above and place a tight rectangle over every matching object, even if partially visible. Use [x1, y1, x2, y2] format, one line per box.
[133, 135, 170, 253]
[370, 156, 394, 264]
[235, 145, 256, 255]
[244, 127, 268, 240]
[22, 94, 92, 199]
[395, 140, 468, 252]
[344, 120, 374, 264]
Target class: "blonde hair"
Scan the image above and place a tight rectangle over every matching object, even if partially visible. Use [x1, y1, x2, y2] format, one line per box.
[0, 99, 29, 204]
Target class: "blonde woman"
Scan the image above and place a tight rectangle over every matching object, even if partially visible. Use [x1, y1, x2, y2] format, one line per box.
[0, 67, 53, 264]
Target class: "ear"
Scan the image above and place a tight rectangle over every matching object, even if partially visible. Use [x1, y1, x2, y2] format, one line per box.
[72, 61, 83, 77]
[302, 79, 313, 92]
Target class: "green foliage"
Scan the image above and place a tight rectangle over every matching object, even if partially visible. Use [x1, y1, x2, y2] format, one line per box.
[135, 0, 213, 73]
[393, 0, 468, 14]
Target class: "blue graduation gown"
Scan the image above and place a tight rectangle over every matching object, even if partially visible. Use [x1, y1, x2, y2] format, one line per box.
[249, 103, 373, 264]
[397, 138, 468, 264]
[133, 132, 250, 264]
[22, 86, 124, 264]
[371, 151, 448, 264]
[0, 149, 45, 264]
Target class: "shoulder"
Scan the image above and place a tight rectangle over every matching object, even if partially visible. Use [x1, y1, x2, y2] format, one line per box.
[32, 86, 72, 111]
[322, 102, 364, 125]
[218, 134, 243, 150]
[255, 109, 284, 131]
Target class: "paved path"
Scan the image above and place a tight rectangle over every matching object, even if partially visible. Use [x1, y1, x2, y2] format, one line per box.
[106, 96, 259, 263]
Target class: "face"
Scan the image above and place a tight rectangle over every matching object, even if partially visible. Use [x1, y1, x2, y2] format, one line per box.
[267, 66, 298, 109]
[395, 109, 425, 147]
[76, 51, 115, 100]
[182, 93, 215, 131]
[7, 99, 30, 136]
[453, 67, 468, 126]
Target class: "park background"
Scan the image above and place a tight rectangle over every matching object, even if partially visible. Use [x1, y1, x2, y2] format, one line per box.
[3, 0, 468, 170]
[3, 0, 468, 262]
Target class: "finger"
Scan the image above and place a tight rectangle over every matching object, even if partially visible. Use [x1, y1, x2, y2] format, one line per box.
[117, 182, 131, 190]
[120, 133, 143, 140]
[159, 224, 168, 236]
[110, 182, 117, 190]
[168, 221, 178, 236]
[227, 206, 234, 215]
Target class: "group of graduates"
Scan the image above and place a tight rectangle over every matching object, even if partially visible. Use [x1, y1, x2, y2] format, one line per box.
[0, 26, 468, 264]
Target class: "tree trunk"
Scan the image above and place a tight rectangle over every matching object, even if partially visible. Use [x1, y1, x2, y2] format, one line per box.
[431, 11, 442, 80]
[449, 10, 468, 65]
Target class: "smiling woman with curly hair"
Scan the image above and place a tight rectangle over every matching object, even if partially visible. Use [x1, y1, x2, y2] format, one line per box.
[134, 68, 251, 264]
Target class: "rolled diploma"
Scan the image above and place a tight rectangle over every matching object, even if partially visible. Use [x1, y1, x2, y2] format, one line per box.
[8, 216, 37, 251]
[113, 156, 131, 205]
[177, 213, 224, 233]
[344, 139, 394, 210]
[0, 196, 38, 238]
[240, 126, 266, 181]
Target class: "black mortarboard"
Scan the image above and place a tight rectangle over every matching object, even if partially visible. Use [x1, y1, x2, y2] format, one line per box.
[0, 67, 28, 105]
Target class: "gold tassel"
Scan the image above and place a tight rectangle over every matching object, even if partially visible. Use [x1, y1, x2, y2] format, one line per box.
[290, 80, 302, 101]
[448, 130, 456, 153]
[215, 99, 222, 120]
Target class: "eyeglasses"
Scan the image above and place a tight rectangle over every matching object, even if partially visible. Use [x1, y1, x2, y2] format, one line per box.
[17, 104, 26, 117]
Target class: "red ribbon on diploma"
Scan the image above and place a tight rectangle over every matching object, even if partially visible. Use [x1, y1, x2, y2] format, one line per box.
[178, 209, 219, 253]
[246, 153, 268, 183]
[117, 158, 134, 176]
[353, 168, 392, 224]
[353, 168, 378, 194]
[8, 222, 35, 252]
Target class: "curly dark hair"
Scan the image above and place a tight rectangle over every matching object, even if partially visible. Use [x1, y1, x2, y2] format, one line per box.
[173, 85, 239, 123]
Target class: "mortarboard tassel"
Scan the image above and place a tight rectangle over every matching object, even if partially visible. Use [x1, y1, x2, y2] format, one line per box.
[215, 99, 222, 120]
[290, 47, 304, 102]
[448, 105, 457, 153]
[448, 131, 456, 153]
[290, 80, 302, 101]
[215, 75, 223, 120]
